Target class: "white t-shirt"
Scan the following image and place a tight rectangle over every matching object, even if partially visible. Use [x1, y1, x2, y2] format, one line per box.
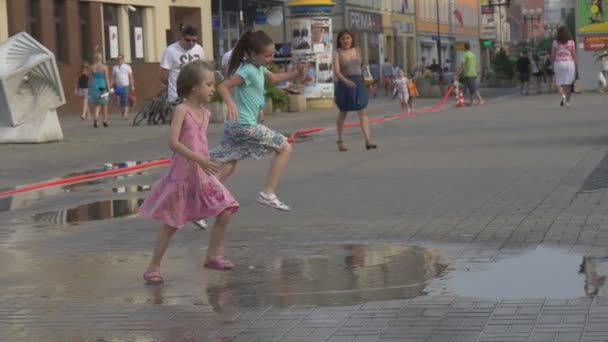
[160, 42, 206, 101]
[602, 55, 608, 71]
[221, 49, 233, 67]
[112, 63, 132, 87]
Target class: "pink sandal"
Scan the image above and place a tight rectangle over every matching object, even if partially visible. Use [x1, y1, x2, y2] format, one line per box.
[205, 258, 235, 271]
[143, 268, 164, 284]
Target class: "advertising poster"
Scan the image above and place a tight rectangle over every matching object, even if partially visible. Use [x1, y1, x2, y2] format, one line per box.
[294, 52, 334, 99]
[291, 18, 312, 52]
[316, 53, 333, 83]
[109, 25, 119, 58]
[295, 52, 320, 98]
[311, 17, 332, 53]
[578, 0, 608, 33]
[134, 27, 144, 59]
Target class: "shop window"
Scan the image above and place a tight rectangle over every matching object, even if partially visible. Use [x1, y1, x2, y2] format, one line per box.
[26, 0, 40, 41]
[103, 4, 120, 61]
[53, 0, 67, 62]
[79, 2, 92, 63]
[129, 6, 145, 62]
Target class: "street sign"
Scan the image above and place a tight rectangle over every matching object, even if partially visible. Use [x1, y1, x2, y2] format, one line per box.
[483, 40, 494, 47]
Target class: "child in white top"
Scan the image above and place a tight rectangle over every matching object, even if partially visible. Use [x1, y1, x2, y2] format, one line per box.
[393, 69, 411, 113]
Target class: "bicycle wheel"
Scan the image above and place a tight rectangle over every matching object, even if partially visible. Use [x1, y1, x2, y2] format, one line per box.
[133, 100, 154, 126]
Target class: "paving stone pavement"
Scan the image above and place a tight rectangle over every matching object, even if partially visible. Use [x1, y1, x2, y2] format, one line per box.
[2, 90, 608, 341]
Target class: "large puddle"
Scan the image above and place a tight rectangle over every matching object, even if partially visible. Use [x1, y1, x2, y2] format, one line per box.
[438, 246, 607, 299]
[1, 242, 607, 312]
[1, 244, 446, 307]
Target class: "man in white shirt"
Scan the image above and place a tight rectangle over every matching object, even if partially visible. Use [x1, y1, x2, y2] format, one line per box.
[221, 39, 238, 75]
[160, 24, 207, 103]
[111, 54, 135, 119]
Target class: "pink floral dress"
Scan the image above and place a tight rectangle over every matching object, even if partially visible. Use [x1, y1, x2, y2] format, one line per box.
[139, 108, 239, 228]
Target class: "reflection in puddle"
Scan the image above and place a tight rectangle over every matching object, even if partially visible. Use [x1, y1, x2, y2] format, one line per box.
[0, 159, 161, 213]
[31, 198, 144, 224]
[581, 257, 608, 298]
[1, 244, 446, 307]
[441, 247, 592, 299]
[217, 244, 447, 306]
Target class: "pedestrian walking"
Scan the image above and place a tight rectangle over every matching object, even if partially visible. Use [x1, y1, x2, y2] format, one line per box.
[394, 69, 411, 113]
[458, 42, 485, 106]
[111, 54, 135, 120]
[211, 30, 306, 211]
[141, 60, 240, 284]
[75, 63, 90, 120]
[333, 29, 378, 152]
[89, 52, 111, 128]
[517, 52, 531, 95]
[551, 26, 577, 107]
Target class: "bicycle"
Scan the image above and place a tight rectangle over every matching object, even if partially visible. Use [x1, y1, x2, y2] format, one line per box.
[132, 90, 174, 126]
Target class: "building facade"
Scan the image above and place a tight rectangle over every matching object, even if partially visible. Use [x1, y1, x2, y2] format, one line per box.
[257, 0, 416, 72]
[1, 0, 213, 116]
[416, 0, 454, 69]
[416, 0, 482, 73]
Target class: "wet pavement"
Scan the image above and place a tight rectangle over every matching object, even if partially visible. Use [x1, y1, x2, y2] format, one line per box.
[4, 92, 608, 341]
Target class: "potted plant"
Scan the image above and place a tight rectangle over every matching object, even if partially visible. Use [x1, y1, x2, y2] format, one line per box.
[263, 63, 288, 114]
[265, 84, 287, 113]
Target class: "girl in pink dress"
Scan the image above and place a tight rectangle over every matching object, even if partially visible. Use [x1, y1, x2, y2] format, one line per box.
[141, 60, 240, 284]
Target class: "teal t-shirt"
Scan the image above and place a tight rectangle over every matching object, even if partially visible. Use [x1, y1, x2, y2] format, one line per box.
[231, 63, 267, 125]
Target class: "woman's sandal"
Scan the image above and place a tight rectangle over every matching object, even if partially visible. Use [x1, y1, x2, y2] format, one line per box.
[365, 141, 378, 150]
[143, 268, 164, 285]
[205, 258, 235, 271]
[337, 140, 348, 152]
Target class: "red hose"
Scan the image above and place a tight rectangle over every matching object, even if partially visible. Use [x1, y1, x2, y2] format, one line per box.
[0, 85, 455, 198]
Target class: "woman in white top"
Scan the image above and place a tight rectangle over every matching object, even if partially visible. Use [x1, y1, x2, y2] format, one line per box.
[550, 26, 578, 107]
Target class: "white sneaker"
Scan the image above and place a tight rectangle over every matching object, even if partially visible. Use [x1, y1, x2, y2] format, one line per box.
[256, 192, 291, 211]
[194, 219, 208, 229]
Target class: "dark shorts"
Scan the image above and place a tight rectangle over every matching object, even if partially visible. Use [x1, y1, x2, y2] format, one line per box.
[464, 77, 478, 94]
[519, 73, 530, 82]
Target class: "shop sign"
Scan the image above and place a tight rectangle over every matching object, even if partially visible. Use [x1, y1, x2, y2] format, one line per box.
[349, 10, 382, 33]
[584, 35, 608, 50]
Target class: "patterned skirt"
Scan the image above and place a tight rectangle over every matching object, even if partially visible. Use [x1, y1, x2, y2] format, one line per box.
[210, 123, 288, 162]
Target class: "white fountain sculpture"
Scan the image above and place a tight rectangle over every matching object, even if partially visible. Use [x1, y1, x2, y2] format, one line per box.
[0, 32, 65, 143]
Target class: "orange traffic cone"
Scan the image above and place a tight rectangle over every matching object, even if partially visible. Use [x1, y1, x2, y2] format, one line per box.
[456, 88, 465, 107]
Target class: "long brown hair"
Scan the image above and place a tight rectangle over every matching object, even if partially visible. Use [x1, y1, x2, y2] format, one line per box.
[227, 30, 273, 76]
[556, 26, 572, 44]
[336, 30, 356, 49]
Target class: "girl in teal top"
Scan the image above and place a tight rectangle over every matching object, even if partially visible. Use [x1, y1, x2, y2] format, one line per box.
[211, 30, 306, 211]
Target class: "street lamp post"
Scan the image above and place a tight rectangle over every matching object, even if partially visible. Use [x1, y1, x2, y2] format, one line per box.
[522, 8, 543, 49]
[436, 0, 443, 81]
[544, 20, 560, 38]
